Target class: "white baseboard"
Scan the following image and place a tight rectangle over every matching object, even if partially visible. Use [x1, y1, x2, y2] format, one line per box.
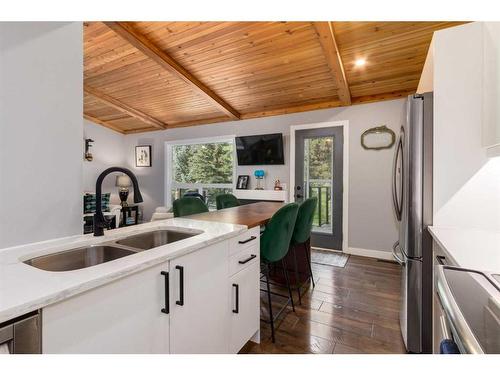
[345, 247, 395, 261]
[311, 246, 342, 253]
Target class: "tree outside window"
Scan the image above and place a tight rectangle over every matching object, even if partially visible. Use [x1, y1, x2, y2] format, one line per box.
[170, 140, 234, 209]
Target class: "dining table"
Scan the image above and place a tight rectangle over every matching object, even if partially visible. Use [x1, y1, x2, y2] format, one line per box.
[187, 201, 285, 228]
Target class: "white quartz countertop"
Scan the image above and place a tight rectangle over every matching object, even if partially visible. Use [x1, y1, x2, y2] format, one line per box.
[0, 218, 246, 323]
[428, 226, 500, 272]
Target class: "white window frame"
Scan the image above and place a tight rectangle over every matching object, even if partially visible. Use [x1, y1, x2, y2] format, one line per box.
[164, 135, 237, 208]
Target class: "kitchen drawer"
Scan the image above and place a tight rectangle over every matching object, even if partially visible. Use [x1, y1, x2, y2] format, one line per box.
[229, 244, 259, 276]
[229, 227, 260, 256]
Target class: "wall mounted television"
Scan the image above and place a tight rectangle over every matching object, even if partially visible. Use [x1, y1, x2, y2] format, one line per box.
[235, 133, 285, 165]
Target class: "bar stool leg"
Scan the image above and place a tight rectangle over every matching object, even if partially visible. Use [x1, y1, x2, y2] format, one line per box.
[264, 264, 276, 343]
[281, 258, 295, 312]
[292, 246, 302, 305]
[304, 241, 315, 288]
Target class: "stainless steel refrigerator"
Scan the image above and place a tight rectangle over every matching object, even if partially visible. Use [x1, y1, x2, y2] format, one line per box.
[392, 93, 434, 353]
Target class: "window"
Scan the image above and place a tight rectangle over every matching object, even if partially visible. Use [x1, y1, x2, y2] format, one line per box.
[166, 137, 235, 210]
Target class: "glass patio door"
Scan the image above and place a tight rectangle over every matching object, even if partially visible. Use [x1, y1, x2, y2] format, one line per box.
[294, 126, 343, 250]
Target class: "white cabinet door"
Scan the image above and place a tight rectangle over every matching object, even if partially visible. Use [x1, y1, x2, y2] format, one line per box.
[229, 261, 260, 353]
[42, 262, 170, 354]
[483, 22, 500, 154]
[169, 241, 230, 353]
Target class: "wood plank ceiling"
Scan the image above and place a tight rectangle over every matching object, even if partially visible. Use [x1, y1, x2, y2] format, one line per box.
[84, 21, 464, 134]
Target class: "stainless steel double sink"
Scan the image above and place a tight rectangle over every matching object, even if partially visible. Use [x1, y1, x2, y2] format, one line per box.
[23, 229, 200, 272]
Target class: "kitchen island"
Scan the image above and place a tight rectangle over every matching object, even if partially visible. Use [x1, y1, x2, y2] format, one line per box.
[0, 217, 261, 353]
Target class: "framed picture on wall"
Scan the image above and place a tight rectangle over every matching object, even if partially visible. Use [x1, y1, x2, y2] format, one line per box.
[236, 175, 250, 189]
[135, 145, 152, 167]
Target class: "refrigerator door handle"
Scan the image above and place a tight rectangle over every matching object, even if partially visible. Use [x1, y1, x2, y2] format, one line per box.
[392, 129, 404, 221]
[392, 241, 405, 265]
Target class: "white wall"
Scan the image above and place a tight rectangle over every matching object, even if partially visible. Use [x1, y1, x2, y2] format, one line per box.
[433, 22, 489, 215]
[83, 120, 126, 205]
[123, 99, 406, 253]
[434, 157, 500, 231]
[0, 22, 83, 248]
[432, 22, 500, 232]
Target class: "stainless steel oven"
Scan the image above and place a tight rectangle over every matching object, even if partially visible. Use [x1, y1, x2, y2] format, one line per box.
[434, 265, 500, 353]
[0, 311, 41, 354]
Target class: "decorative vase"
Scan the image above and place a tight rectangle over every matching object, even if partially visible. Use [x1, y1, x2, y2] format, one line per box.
[254, 169, 265, 190]
[119, 189, 129, 207]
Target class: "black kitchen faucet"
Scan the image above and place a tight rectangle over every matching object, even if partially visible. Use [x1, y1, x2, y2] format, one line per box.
[94, 167, 143, 236]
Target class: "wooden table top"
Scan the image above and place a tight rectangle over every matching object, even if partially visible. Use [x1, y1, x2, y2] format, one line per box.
[187, 201, 285, 228]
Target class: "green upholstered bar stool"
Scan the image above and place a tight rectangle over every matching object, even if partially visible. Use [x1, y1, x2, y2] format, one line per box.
[215, 193, 240, 210]
[290, 197, 317, 304]
[172, 196, 209, 217]
[260, 202, 299, 343]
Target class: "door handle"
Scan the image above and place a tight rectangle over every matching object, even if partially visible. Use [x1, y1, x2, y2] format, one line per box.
[238, 254, 257, 264]
[238, 236, 256, 244]
[392, 241, 404, 265]
[160, 271, 169, 314]
[296, 185, 302, 199]
[176, 265, 184, 306]
[392, 130, 403, 221]
[232, 283, 239, 314]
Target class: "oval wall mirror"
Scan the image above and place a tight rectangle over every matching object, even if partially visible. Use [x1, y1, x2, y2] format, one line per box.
[361, 125, 396, 150]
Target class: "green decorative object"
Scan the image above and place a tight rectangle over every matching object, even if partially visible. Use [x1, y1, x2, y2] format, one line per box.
[215, 194, 240, 210]
[83, 193, 110, 214]
[291, 197, 318, 245]
[173, 196, 209, 217]
[260, 203, 299, 263]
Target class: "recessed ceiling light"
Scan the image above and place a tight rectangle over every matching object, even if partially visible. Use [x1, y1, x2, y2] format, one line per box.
[355, 59, 366, 67]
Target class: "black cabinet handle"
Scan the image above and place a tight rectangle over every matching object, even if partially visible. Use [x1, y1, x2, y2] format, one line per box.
[160, 271, 169, 314]
[232, 284, 239, 314]
[238, 236, 257, 244]
[238, 254, 257, 264]
[436, 255, 447, 265]
[176, 265, 184, 306]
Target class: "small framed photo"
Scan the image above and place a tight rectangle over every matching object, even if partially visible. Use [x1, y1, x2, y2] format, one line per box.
[236, 175, 249, 190]
[135, 145, 152, 167]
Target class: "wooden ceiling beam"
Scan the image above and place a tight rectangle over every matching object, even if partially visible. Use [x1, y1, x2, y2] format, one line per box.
[119, 88, 414, 133]
[83, 114, 125, 134]
[123, 116, 232, 134]
[240, 99, 342, 120]
[313, 22, 352, 106]
[351, 89, 415, 105]
[103, 22, 241, 120]
[84, 84, 167, 129]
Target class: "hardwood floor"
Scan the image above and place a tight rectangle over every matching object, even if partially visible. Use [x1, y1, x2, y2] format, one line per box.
[239, 254, 407, 354]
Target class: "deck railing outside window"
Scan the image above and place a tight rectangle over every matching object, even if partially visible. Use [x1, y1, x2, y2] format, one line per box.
[307, 179, 332, 227]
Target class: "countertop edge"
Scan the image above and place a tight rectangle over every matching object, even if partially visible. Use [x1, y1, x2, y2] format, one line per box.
[427, 226, 461, 266]
[428, 226, 500, 272]
[0, 220, 248, 324]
